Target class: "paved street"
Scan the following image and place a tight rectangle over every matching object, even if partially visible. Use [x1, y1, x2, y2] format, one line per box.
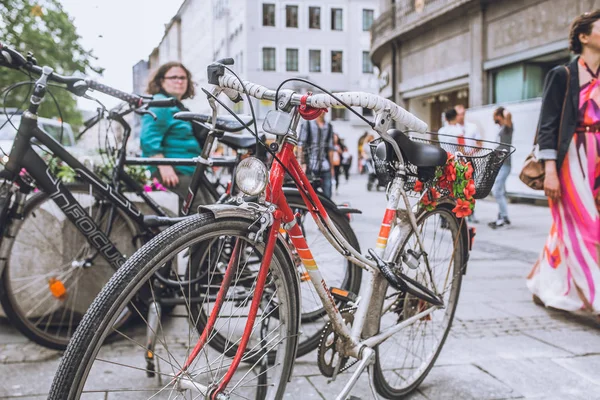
[1, 174, 599, 399]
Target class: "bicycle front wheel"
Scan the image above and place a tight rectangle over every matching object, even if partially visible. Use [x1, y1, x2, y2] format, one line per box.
[0, 184, 142, 349]
[49, 213, 299, 400]
[373, 205, 465, 398]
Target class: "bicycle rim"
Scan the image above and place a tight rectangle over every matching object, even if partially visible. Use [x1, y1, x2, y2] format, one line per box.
[0, 185, 141, 349]
[374, 206, 464, 397]
[51, 215, 298, 399]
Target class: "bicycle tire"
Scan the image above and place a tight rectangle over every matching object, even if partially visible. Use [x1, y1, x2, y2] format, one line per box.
[191, 199, 362, 360]
[0, 183, 142, 350]
[49, 213, 299, 399]
[373, 204, 465, 398]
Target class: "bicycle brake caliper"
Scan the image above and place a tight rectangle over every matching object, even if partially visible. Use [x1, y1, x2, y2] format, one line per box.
[243, 202, 275, 243]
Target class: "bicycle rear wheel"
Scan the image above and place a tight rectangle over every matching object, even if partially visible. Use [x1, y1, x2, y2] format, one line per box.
[373, 205, 465, 397]
[0, 184, 142, 349]
[49, 213, 299, 399]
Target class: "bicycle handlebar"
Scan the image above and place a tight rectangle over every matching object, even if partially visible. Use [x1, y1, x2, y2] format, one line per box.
[85, 80, 143, 107]
[215, 72, 428, 133]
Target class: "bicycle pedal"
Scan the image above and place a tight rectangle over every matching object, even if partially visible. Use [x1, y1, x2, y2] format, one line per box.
[330, 287, 358, 304]
[346, 396, 362, 400]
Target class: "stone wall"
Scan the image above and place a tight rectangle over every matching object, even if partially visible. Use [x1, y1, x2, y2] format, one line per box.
[399, 15, 471, 94]
[485, 0, 600, 62]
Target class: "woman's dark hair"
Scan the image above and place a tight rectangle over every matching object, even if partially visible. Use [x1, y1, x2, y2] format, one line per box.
[146, 62, 195, 99]
[569, 10, 600, 54]
[493, 106, 505, 118]
[444, 108, 457, 122]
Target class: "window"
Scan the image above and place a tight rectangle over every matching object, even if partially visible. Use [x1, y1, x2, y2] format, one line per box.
[309, 7, 320, 29]
[362, 51, 373, 73]
[331, 51, 343, 73]
[331, 107, 348, 121]
[362, 9, 374, 31]
[362, 107, 373, 117]
[309, 50, 321, 72]
[263, 47, 276, 71]
[491, 61, 564, 103]
[263, 3, 275, 26]
[286, 5, 298, 28]
[286, 48, 298, 71]
[331, 8, 343, 30]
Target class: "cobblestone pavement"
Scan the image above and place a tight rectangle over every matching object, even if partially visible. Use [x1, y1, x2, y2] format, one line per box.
[1, 175, 599, 399]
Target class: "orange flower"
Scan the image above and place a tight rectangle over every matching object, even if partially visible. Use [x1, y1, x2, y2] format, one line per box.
[413, 179, 424, 192]
[452, 198, 473, 218]
[463, 179, 476, 198]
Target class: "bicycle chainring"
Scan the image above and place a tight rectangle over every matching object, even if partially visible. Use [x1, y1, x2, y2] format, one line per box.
[317, 308, 357, 377]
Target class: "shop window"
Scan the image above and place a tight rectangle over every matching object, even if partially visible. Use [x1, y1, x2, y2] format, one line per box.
[492, 60, 568, 103]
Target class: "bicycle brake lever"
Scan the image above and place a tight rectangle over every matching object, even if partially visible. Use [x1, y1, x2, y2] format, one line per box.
[135, 108, 157, 121]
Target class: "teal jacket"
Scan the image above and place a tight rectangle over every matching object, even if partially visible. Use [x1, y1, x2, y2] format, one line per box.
[140, 93, 201, 175]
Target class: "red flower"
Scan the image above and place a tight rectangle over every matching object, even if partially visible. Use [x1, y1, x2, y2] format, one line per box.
[464, 163, 474, 180]
[438, 176, 452, 191]
[452, 198, 473, 218]
[463, 179, 476, 198]
[429, 187, 441, 200]
[444, 163, 456, 182]
[413, 179, 424, 192]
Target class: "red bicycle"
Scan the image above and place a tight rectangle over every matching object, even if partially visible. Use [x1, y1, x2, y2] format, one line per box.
[50, 61, 511, 399]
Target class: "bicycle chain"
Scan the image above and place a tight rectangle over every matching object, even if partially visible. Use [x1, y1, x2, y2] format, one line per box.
[316, 307, 359, 377]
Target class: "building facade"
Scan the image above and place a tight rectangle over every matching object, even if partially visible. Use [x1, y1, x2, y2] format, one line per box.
[371, 0, 597, 198]
[132, 0, 380, 168]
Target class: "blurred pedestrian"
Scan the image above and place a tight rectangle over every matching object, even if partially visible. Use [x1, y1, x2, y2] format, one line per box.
[358, 132, 369, 174]
[332, 133, 343, 194]
[455, 104, 483, 147]
[488, 107, 513, 229]
[297, 112, 334, 198]
[527, 10, 600, 318]
[341, 144, 352, 182]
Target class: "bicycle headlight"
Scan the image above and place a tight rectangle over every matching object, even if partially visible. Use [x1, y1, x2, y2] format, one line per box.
[235, 157, 268, 196]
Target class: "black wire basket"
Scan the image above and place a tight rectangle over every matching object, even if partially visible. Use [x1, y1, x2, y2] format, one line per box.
[368, 132, 515, 200]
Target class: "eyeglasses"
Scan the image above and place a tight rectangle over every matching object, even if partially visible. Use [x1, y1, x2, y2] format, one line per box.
[163, 76, 188, 82]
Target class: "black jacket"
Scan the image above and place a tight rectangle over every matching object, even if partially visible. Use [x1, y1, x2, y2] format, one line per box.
[538, 57, 579, 170]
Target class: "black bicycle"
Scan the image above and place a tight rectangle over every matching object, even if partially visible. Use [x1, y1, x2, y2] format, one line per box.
[0, 44, 362, 362]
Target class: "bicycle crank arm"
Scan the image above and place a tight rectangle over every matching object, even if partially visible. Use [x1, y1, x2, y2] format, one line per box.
[367, 249, 444, 307]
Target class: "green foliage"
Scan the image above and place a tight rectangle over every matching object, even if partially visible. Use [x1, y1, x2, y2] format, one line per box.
[0, 0, 103, 127]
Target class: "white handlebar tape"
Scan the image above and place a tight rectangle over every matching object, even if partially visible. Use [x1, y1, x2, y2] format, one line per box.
[217, 74, 428, 133]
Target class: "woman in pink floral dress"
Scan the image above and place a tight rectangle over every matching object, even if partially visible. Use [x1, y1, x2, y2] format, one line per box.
[527, 11, 600, 318]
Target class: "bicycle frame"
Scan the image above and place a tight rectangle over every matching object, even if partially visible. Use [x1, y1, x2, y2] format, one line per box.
[197, 115, 445, 400]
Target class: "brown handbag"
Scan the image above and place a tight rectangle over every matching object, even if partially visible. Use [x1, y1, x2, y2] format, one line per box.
[519, 66, 570, 190]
